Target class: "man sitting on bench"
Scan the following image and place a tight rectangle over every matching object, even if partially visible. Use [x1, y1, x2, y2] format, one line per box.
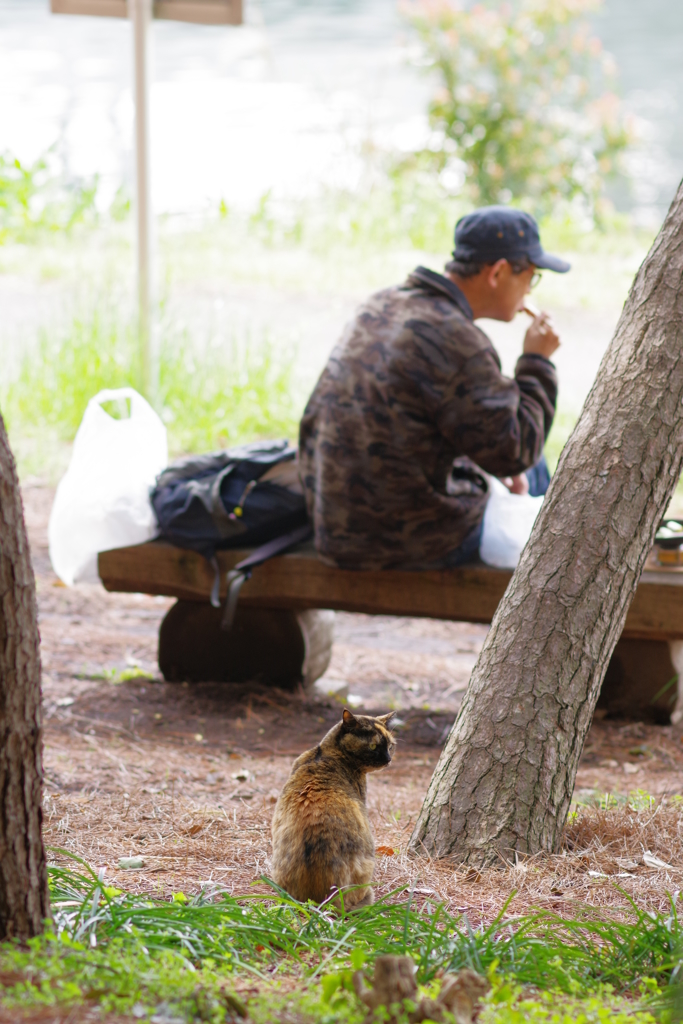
[298, 206, 570, 570]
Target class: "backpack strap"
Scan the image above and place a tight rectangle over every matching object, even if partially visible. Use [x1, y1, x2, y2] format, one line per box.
[209, 556, 222, 608]
[221, 522, 313, 631]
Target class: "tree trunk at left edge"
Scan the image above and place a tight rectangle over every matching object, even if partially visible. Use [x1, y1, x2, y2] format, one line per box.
[0, 412, 49, 937]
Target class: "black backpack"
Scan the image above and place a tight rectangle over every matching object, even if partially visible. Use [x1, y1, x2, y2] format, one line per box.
[151, 440, 311, 628]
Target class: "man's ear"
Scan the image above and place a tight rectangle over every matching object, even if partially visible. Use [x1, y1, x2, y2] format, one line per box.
[487, 258, 508, 289]
[342, 708, 358, 729]
[376, 712, 396, 728]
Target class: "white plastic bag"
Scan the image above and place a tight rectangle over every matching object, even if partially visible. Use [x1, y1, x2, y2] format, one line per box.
[479, 476, 544, 570]
[49, 388, 168, 585]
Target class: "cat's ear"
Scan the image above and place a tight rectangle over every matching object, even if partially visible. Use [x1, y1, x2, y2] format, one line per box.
[342, 708, 358, 729]
[376, 712, 396, 728]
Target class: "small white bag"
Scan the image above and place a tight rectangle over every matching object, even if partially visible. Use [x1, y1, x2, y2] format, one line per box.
[479, 475, 544, 570]
[48, 388, 168, 585]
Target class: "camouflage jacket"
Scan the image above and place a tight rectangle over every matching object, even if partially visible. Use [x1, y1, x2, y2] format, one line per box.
[298, 266, 557, 570]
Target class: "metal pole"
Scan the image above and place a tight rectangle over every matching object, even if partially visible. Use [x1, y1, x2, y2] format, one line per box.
[130, 0, 155, 399]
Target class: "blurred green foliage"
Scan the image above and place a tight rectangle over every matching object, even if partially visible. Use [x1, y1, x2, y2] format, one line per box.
[209, 174, 645, 264]
[404, 0, 632, 217]
[240, 174, 465, 255]
[0, 303, 302, 458]
[0, 149, 98, 241]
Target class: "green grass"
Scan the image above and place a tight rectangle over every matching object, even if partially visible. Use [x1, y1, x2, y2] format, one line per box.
[0, 300, 304, 473]
[0, 857, 675, 1021]
[46, 862, 679, 993]
[480, 987, 660, 1024]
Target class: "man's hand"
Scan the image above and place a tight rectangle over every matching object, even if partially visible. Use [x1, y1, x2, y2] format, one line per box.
[501, 474, 530, 495]
[523, 312, 560, 360]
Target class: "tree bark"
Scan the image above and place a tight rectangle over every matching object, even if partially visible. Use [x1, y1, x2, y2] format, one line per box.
[0, 413, 49, 936]
[410, 181, 683, 867]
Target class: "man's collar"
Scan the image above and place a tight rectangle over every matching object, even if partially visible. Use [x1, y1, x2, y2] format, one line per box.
[409, 266, 474, 321]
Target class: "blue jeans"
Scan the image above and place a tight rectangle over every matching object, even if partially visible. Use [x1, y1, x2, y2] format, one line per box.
[444, 455, 551, 567]
[526, 454, 551, 497]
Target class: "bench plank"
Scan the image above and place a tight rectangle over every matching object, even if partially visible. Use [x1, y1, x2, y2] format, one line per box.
[98, 541, 511, 623]
[98, 541, 683, 640]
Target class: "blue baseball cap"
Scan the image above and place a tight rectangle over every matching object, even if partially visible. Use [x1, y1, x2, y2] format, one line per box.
[453, 206, 570, 273]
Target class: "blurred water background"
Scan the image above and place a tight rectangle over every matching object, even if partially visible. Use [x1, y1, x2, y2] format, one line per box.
[2, 0, 682, 217]
[3, 0, 682, 216]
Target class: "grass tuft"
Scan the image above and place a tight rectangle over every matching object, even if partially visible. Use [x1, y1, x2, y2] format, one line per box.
[0, 857, 673, 1022]
[45, 858, 681, 991]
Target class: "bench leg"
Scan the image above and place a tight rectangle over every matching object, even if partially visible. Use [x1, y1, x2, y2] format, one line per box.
[598, 637, 677, 722]
[158, 600, 334, 687]
[668, 640, 683, 725]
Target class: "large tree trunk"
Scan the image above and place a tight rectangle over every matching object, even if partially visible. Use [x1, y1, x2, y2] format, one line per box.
[410, 182, 683, 867]
[0, 414, 49, 936]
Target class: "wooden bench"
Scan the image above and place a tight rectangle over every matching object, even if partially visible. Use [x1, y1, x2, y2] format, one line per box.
[99, 541, 683, 721]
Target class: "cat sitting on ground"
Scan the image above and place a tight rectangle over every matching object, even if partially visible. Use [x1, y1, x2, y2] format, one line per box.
[270, 708, 396, 909]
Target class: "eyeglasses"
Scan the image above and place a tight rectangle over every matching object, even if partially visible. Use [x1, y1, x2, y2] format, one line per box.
[530, 272, 542, 289]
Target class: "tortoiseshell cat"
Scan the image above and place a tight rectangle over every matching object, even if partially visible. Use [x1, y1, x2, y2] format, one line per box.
[271, 709, 396, 908]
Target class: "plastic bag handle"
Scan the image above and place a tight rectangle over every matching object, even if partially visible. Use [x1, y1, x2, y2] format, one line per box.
[91, 387, 139, 404]
[88, 388, 153, 420]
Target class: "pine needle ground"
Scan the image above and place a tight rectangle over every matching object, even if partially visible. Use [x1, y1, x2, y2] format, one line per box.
[22, 480, 683, 918]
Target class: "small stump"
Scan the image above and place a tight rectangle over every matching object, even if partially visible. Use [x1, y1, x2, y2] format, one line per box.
[158, 600, 334, 688]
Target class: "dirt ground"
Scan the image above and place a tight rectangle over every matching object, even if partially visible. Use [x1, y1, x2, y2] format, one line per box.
[22, 480, 683, 922]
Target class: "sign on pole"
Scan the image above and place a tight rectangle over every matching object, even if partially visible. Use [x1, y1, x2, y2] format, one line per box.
[50, 1, 242, 25]
[50, 0, 243, 398]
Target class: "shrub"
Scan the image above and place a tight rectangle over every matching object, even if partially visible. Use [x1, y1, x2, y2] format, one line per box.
[403, 0, 632, 217]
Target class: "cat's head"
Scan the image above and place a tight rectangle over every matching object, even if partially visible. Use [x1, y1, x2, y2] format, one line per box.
[336, 708, 397, 771]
